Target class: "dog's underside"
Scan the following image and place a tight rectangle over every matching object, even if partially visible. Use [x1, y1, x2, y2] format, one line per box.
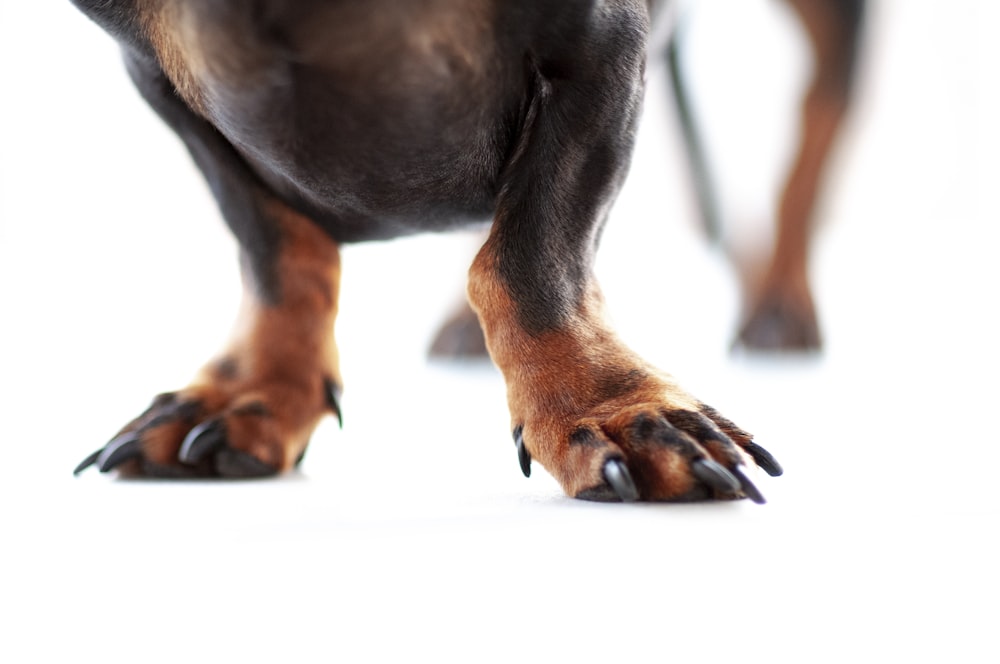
[72, 0, 862, 502]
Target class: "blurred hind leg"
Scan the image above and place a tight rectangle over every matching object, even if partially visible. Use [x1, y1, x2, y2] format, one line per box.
[738, 0, 866, 351]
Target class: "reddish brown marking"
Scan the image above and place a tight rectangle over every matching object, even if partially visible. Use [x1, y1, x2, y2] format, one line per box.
[140, 0, 211, 117]
[699, 403, 754, 448]
[141, 0, 501, 128]
[740, 0, 861, 350]
[776, 0, 859, 273]
[469, 249, 751, 500]
[114, 200, 342, 476]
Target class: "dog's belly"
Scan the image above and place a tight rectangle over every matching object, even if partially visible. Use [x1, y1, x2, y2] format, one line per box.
[152, 0, 525, 241]
[232, 90, 509, 241]
[234, 77, 512, 242]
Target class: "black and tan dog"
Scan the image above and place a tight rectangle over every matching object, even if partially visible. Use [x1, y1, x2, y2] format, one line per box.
[71, 0, 863, 502]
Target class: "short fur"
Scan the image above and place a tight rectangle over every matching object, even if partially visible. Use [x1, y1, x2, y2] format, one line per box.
[71, 0, 863, 501]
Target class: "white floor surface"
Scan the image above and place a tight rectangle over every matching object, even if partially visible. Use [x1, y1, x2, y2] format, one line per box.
[2, 1, 999, 662]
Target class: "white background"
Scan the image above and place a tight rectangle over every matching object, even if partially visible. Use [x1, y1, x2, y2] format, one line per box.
[1, 1, 998, 662]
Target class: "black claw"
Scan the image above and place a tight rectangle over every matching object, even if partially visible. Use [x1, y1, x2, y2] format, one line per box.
[96, 433, 143, 472]
[603, 459, 639, 502]
[178, 419, 226, 464]
[73, 449, 102, 476]
[324, 378, 343, 429]
[691, 458, 741, 494]
[513, 426, 531, 477]
[744, 442, 783, 477]
[732, 465, 766, 504]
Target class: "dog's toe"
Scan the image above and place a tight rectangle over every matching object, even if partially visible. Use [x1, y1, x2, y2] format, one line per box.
[178, 419, 227, 464]
[691, 458, 741, 494]
[95, 433, 143, 473]
[743, 441, 783, 477]
[731, 465, 766, 504]
[74, 375, 329, 479]
[601, 459, 640, 502]
[520, 397, 780, 504]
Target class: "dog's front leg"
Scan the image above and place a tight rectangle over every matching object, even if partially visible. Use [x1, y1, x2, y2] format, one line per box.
[469, 22, 781, 502]
[75, 53, 342, 477]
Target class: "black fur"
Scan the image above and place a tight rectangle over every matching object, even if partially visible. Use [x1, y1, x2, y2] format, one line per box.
[122, 51, 286, 301]
[70, 0, 650, 332]
[69, 0, 863, 337]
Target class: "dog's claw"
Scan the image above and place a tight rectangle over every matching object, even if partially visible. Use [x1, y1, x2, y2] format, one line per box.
[96, 433, 143, 472]
[732, 465, 766, 504]
[73, 449, 102, 476]
[178, 419, 226, 464]
[513, 426, 531, 477]
[324, 377, 343, 429]
[604, 459, 639, 502]
[692, 458, 741, 494]
[744, 442, 783, 477]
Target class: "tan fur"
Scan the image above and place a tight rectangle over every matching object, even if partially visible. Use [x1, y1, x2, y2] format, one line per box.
[118, 200, 342, 474]
[742, 0, 858, 347]
[140, 0, 498, 123]
[140, 0, 210, 117]
[772, 0, 853, 279]
[469, 243, 725, 499]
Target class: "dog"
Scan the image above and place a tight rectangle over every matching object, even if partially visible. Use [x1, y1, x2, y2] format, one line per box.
[70, 0, 863, 502]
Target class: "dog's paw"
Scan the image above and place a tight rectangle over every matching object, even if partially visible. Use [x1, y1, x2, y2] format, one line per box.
[470, 274, 783, 503]
[74, 203, 344, 479]
[737, 279, 821, 352]
[513, 375, 782, 503]
[74, 362, 341, 478]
